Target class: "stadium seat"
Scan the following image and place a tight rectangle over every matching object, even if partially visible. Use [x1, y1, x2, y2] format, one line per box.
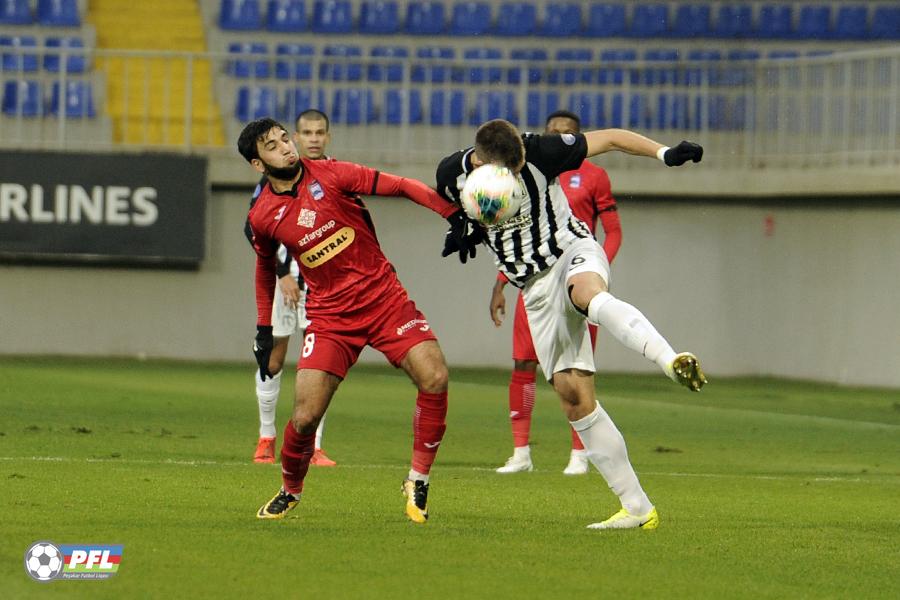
[541, 3, 582, 37]
[384, 88, 422, 124]
[274, 43, 314, 80]
[281, 87, 326, 122]
[319, 44, 362, 81]
[508, 48, 547, 84]
[359, 1, 399, 34]
[685, 50, 722, 87]
[722, 49, 760, 86]
[449, 2, 492, 36]
[584, 3, 625, 37]
[456, 47, 502, 84]
[43, 36, 87, 74]
[642, 48, 679, 86]
[655, 93, 690, 129]
[311, 0, 352, 33]
[0, 0, 31, 24]
[220, 0, 263, 30]
[411, 46, 454, 83]
[712, 3, 752, 38]
[832, 5, 868, 40]
[48, 80, 95, 118]
[236, 85, 277, 121]
[597, 48, 636, 85]
[629, 4, 669, 38]
[227, 42, 270, 79]
[1, 35, 38, 72]
[429, 89, 465, 125]
[547, 48, 592, 85]
[368, 46, 408, 82]
[1, 79, 41, 116]
[755, 4, 793, 39]
[870, 6, 900, 39]
[37, 0, 79, 27]
[470, 90, 518, 126]
[494, 2, 536, 36]
[795, 5, 831, 39]
[607, 92, 650, 128]
[671, 3, 711, 38]
[567, 92, 599, 128]
[331, 88, 376, 125]
[526, 90, 559, 128]
[765, 50, 800, 87]
[405, 1, 445, 35]
[266, 0, 306, 32]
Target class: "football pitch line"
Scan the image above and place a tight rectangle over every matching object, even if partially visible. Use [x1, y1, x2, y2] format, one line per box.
[2, 455, 893, 485]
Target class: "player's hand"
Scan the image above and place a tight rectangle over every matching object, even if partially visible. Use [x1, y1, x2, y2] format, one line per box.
[278, 274, 300, 309]
[253, 325, 274, 381]
[663, 141, 703, 166]
[490, 281, 506, 327]
[442, 211, 484, 264]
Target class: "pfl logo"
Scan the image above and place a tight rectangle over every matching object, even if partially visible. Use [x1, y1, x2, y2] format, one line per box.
[24, 541, 123, 581]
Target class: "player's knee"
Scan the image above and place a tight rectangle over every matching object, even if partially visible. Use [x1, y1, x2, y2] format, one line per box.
[290, 414, 319, 435]
[418, 363, 448, 393]
[567, 276, 608, 312]
[267, 357, 285, 376]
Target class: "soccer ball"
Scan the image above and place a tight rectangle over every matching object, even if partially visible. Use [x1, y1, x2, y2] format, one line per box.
[25, 542, 62, 581]
[460, 164, 521, 226]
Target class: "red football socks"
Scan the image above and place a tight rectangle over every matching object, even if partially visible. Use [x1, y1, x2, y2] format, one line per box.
[509, 370, 536, 447]
[280, 421, 316, 495]
[411, 391, 447, 474]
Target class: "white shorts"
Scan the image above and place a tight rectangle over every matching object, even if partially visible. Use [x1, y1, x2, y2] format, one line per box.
[521, 237, 611, 381]
[272, 284, 311, 338]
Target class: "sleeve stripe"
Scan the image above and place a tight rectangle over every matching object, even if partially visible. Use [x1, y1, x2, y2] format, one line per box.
[370, 171, 380, 195]
[598, 205, 618, 213]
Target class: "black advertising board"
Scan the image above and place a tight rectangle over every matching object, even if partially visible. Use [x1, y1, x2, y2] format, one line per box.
[0, 150, 207, 266]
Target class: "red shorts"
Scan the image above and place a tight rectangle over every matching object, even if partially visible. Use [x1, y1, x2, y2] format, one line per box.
[512, 293, 597, 362]
[296, 292, 437, 379]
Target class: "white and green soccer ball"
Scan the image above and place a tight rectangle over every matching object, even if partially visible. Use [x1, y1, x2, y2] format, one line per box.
[460, 164, 521, 226]
[25, 542, 63, 581]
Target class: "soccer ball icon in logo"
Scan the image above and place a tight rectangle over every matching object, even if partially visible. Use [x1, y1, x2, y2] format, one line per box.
[24, 541, 63, 582]
[460, 164, 521, 226]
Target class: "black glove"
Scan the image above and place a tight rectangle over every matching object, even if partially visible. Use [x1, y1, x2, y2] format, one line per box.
[441, 211, 484, 264]
[253, 325, 274, 381]
[663, 141, 704, 166]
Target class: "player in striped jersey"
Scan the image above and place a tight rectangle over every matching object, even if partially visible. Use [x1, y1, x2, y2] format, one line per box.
[437, 120, 707, 530]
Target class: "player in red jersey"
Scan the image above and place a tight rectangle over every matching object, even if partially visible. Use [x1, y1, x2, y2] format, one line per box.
[239, 118, 477, 522]
[490, 111, 623, 475]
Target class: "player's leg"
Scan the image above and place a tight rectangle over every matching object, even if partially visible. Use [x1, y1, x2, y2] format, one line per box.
[310, 414, 336, 466]
[498, 294, 538, 473]
[565, 241, 706, 391]
[563, 326, 598, 476]
[552, 368, 658, 530]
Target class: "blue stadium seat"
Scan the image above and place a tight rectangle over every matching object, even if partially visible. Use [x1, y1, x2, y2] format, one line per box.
[37, 0, 79, 27]
[471, 91, 518, 126]
[456, 47, 502, 84]
[755, 4, 793, 39]
[1, 35, 38, 72]
[541, 3, 581, 37]
[585, 3, 625, 37]
[607, 92, 650, 128]
[508, 48, 547, 84]
[722, 49, 760, 86]
[411, 46, 454, 83]
[266, 0, 306, 32]
[43, 36, 86, 74]
[0, 0, 31, 24]
[795, 5, 831, 40]
[642, 48, 679, 85]
[597, 48, 636, 85]
[449, 2, 491, 36]
[384, 88, 422, 124]
[685, 49, 722, 87]
[672, 3, 711, 38]
[405, 1, 445, 35]
[655, 93, 690, 129]
[526, 91, 559, 128]
[429, 89, 465, 125]
[319, 44, 362, 81]
[368, 46, 408, 82]
[220, 0, 263, 30]
[331, 88, 376, 125]
[547, 48, 593, 85]
[281, 87, 326, 122]
[629, 4, 669, 38]
[48, 80, 95, 118]
[274, 43, 314, 80]
[870, 6, 900, 39]
[311, 0, 352, 33]
[227, 42, 270, 79]
[236, 85, 277, 121]
[567, 92, 600, 128]
[712, 3, 752, 38]
[2, 79, 41, 116]
[359, 1, 399, 34]
[832, 5, 868, 40]
[494, 2, 536, 36]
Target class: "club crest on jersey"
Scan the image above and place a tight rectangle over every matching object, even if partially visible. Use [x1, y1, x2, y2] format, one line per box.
[570, 174, 581, 188]
[308, 181, 324, 201]
[297, 208, 316, 228]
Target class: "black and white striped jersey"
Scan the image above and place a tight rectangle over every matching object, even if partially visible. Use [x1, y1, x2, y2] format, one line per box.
[436, 132, 594, 287]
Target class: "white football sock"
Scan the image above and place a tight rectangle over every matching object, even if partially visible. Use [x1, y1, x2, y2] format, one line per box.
[570, 402, 653, 516]
[587, 292, 677, 373]
[255, 369, 281, 439]
[513, 445, 531, 460]
[315, 414, 326, 450]
[408, 469, 429, 484]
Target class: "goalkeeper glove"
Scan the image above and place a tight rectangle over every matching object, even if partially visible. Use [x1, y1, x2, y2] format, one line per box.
[661, 141, 704, 166]
[253, 325, 274, 381]
[441, 210, 485, 264]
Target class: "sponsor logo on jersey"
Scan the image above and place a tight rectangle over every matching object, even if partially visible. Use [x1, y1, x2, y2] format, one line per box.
[308, 181, 324, 201]
[569, 174, 581, 188]
[486, 211, 532, 232]
[297, 208, 316, 228]
[298, 219, 336, 246]
[396, 318, 430, 336]
[300, 226, 355, 268]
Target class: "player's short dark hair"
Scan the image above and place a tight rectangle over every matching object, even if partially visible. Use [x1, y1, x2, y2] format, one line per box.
[545, 110, 581, 131]
[295, 109, 330, 131]
[237, 117, 286, 162]
[475, 119, 524, 170]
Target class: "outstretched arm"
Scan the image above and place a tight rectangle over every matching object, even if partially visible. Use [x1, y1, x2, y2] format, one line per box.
[373, 172, 459, 219]
[585, 129, 703, 165]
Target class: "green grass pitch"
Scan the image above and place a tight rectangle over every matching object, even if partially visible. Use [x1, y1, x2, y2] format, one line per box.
[1, 357, 898, 599]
